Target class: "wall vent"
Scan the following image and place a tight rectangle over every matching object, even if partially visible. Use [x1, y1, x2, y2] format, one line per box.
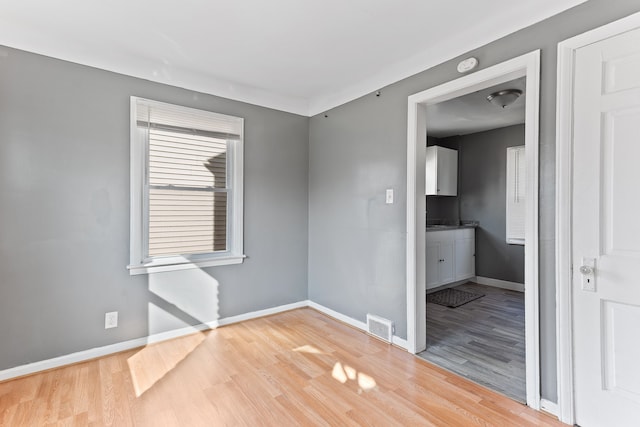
[366, 314, 393, 343]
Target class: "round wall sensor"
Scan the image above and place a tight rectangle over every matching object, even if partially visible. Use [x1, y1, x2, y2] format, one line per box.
[457, 57, 478, 73]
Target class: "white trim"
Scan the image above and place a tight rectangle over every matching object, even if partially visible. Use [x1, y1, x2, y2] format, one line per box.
[405, 99, 426, 354]
[307, 301, 368, 331]
[0, 300, 307, 383]
[540, 399, 559, 418]
[475, 276, 525, 292]
[555, 11, 640, 426]
[391, 335, 409, 349]
[212, 300, 308, 328]
[406, 50, 541, 409]
[555, 30, 577, 427]
[128, 255, 246, 275]
[308, 301, 409, 350]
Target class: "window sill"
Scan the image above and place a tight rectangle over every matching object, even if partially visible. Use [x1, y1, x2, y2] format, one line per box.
[128, 254, 246, 275]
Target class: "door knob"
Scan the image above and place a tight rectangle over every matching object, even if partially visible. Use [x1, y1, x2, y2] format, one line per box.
[579, 265, 593, 275]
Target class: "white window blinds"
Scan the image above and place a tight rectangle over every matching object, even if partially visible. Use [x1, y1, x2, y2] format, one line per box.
[506, 146, 526, 245]
[136, 99, 242, 259]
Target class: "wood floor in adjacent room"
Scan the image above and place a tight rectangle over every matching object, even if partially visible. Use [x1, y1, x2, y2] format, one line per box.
[0, 308, 561, 426]
[419, 283, 526, 403]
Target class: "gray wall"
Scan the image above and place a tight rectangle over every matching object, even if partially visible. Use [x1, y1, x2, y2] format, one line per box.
[0, 46, 309, 370]
[458, 125, 525, 284]
[308, 0, 640, 402]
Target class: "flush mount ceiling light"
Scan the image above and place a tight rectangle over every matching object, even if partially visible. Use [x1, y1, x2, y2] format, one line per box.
[487, 89, 523, 108]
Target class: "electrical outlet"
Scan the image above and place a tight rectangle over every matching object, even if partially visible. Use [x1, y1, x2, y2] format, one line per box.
[105, 311, 118, 329]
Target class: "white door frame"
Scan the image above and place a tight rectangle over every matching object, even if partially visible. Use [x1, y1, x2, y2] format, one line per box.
[406, 50, 541, 409]
[555, 11, 640, 425]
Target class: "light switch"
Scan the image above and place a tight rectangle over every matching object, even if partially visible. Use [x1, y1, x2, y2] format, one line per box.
[385, 189, 394, 204]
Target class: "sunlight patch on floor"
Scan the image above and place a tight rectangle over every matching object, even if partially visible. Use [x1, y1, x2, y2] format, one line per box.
[293, 344, 325, 354]
[127, 331, 205, 397]
[331, 362, 377, 393]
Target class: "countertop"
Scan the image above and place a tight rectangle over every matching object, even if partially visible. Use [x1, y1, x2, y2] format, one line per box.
[426, 223, 478, 232]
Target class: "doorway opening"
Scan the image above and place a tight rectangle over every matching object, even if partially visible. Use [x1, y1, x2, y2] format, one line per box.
[419, 76, 527, 402]
[405, 51, 541, 408]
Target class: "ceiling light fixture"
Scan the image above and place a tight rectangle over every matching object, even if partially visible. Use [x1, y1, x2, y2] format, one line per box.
[487, 89, 523, 108]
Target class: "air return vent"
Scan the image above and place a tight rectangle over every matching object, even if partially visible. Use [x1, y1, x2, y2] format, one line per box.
[366, 314, 393, 343]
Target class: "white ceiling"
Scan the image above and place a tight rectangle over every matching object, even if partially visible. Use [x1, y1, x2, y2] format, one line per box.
[426, 77, 526, 138]
[0, 0, 586, 116]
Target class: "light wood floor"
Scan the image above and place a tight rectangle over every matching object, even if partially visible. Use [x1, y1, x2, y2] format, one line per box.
[419, 283, 526, 402]
[0, 308, 563, 426]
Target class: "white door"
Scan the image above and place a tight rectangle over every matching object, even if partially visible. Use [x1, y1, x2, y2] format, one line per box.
[436, 147, 458, 196]
[439, 240, 455, 285]
[454, 230, 475, 280]
[425, 239, 440, 289]
[572, 26, 640, 426]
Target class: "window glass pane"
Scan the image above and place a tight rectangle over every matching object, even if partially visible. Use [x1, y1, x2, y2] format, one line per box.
[148, 188, 228, 257]
[146, 126, 229, 257]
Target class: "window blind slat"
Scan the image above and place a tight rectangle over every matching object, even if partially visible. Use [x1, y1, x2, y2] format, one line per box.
[148, 166, 226, 180]
[149, 174, 226, 187]
[149, 132, 228, 150]
[149, 142, 226, 158]
[148, 150, 225, 163]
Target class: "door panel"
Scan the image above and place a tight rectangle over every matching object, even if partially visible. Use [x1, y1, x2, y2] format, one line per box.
[439, 241, 454, 284]
[425, 241, 440, 290]
[603, 107, 640, 255]
[602, 301, 640, 405]
[454, 236, 474, 280]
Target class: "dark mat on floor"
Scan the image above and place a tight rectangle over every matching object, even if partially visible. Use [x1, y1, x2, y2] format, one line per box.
[427, 287, 484, 308]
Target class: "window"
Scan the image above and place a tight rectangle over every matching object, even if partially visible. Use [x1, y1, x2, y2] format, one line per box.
[506, 145, 525, 245]
[129, 97, 244, 274]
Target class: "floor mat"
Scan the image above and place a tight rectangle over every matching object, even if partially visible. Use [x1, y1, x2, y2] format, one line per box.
[427, 287, 484, 308]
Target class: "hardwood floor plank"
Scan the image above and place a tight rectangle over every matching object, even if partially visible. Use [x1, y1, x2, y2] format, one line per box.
[275, 393, 332, 427]
[0, 307, 564, 426]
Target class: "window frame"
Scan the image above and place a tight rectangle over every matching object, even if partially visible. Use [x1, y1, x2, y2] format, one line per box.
[128, 97, 245, 275]
[506, 145, 525, 246]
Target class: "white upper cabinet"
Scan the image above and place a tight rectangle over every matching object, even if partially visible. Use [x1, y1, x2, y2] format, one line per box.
[425, 145, 458, 196]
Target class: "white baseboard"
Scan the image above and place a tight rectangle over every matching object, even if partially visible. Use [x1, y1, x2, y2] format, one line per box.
[475, 276, 525, 292]
[208, 300, 308, 328]
[308, 301, 368, 330]
[308, 301, 408, 350]
[540, 398, 559, 418]
[0, 300, 308, 382]
[426, 278, 472, 293]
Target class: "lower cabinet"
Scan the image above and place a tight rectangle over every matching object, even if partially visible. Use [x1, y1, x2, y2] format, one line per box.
[426, 228, 475, 290]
